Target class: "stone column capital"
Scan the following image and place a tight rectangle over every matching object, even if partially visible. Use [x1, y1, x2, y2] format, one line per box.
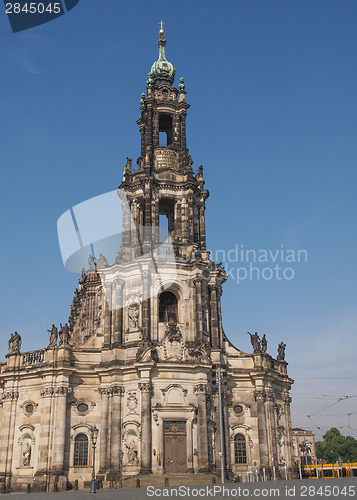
[99, 387, 112, 398]
[111, 385, 125, 396]
[1, 389, 19, 402]
[139, 382, 153, 393]
[254, 389, 266, 402]
[194, 383, 209, 395]
[53, 386, 73, 397]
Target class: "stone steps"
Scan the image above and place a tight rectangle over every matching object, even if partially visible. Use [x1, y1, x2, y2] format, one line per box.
[123, 473, 224, 488]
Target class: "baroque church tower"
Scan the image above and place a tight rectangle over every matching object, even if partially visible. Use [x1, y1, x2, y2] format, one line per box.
[0, 27, 294, 491]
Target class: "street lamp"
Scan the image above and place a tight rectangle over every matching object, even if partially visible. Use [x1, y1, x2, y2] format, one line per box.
[90, 425, 99, 494]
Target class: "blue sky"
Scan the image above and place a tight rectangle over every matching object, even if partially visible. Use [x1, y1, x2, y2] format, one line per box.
[1, 0, 356, 440]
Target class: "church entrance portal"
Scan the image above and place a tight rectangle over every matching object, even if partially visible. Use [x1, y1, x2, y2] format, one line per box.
[164, 421, 187, 473]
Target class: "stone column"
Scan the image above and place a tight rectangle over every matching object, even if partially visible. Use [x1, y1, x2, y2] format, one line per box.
[103, 283, 112, 346]
[121, 197, 131, 254]
[153, 111, 159, 149]
[143, 193, 152, 253]
[110, 386, 124, 473]
[181, 113, 187, 149]
[194, 277, 203, 342]
[187, 196, 194, 244]
[175, 200, 182, 246]
[139, 383, 153, 474]
[265, 388, 278, 467]
[37, 387, 54, 483]
[112, 278, 124, 344]
[181, 198, 188, 245]
[172, 114, 181, 148]
[141, 271, 151, 341]
[152, 195, 160, 245]
[98, 388, 111, 474]
[254, 389, 269, 468]
[0, 389, 18, 488]
[217, 285, 224, 347]
[53, 387, 72, 476]
[199, 204, 206, 249]
[283, 389, 293, 469]
[209, 285, 220, 348]
[223, 388, 232, 474]
[194, 384, 209, 472]
[140, 124, 145, 158]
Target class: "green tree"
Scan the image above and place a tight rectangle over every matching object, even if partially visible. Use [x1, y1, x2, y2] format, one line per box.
[316, 428, 357, 462]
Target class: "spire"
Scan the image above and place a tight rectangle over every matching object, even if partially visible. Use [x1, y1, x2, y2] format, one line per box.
[147, 22, 176, 85]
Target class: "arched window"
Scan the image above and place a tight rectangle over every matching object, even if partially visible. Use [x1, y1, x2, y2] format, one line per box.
[159, 291, 178, 323]
[74, 434, 88, 466]
[234, 434, 247, 464]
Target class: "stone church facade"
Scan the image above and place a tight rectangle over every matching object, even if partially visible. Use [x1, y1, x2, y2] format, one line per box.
[0, 28, 294, 491]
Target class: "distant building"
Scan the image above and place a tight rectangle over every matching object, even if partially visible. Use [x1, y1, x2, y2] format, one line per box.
[0, 28, 294, 491]
[292, 428, 316, 464]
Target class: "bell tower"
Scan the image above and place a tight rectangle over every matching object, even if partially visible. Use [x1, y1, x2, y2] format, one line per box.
[117, 25, 227, 350]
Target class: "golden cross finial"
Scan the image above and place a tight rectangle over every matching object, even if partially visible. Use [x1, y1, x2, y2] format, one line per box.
[159, 20, 165, 31]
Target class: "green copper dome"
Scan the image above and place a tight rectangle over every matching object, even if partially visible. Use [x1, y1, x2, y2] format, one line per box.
[148, 31, 176, 85]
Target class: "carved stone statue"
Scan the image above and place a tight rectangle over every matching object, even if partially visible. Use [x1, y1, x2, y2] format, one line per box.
[124, 157, 132, 174]
[8, 332, 22, 354]
[261, 334, 267, 354]
[21, 442, 31, 467]
[125, 440, 139, 465]
[277, 342, 286, 361]
[248, 331, 261, 353]
[59, 323, 70, 346]
[128, 304, 139, 330]
[88, 254, 95, 271]
[47, 324, 58, 347]
[96, 253, 109, 269]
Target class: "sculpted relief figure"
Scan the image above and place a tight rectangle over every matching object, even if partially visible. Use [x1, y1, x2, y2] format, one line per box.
[125, 440, 139, 465]
[21, 442, 31, 467]
[8, 332, 22, 354]
[128, 304, 140, 330]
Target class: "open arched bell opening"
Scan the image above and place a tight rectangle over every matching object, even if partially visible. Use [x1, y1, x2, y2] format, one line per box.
[159, 291, 178, 323]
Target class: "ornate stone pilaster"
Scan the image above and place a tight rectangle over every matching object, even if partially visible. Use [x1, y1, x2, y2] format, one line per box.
[217, 285, 224, 347]
[194, 277, 203, 342]
[199, 204, 206, 249]
[254, 389, 269, 467]
[187, 196, 194, 244]
[103, 283, 112, 346]
[194, 384, 210, 472]
[110, 386, 125, 472]
[141, 271, 151, 341]
[209, 285, 220, 348]
[112, 278, 124, 344]
[181, 112, 187, 150]
[139, 382, 153, 474]
[52, 387, 72, 475]
[265, 388, 277, 465]
[0, 390, 19, 486]
[181, 197, 188, 245]
[282, 389, 293, 468]
[98, 387, 111, 473]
